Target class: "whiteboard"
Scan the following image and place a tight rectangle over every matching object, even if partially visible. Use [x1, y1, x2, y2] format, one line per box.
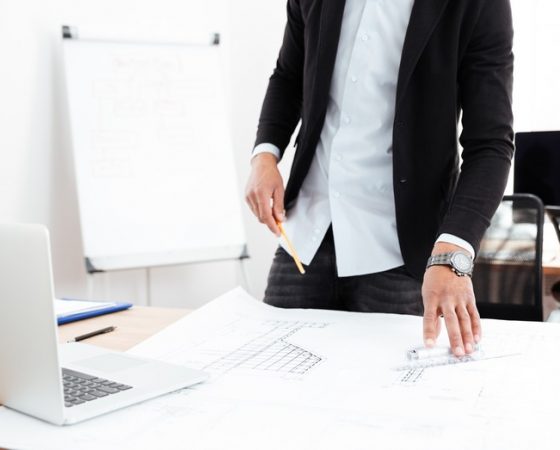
[63, 36, 247, 272]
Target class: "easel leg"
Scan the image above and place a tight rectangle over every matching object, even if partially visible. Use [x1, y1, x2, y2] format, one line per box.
[238, 258, 251, 293]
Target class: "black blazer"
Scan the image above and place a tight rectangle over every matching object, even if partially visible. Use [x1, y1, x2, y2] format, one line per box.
[254, 0, 514, 279]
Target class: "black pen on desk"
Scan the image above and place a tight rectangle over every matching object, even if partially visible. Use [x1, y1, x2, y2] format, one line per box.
[67, 326, 116, 343]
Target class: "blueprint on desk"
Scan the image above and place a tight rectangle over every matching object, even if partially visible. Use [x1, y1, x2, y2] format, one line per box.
[1, 287, 560, 450]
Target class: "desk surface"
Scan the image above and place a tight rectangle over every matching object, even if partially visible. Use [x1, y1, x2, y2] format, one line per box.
[3, 291, 560, 449]
[57, 306, 189, 352]
[544, 256, 560, 276]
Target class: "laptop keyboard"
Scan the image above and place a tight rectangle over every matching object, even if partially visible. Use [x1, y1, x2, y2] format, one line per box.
[62, 368, 132, 408]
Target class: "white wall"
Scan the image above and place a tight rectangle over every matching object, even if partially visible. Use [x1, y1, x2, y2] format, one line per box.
[0, 0, 558, 308]
[0, 0, 288, 308]
[511, 0, 560, 133]
[507, 0, 560, 193]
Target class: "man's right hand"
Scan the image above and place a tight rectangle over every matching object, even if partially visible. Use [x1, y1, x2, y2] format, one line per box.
[245, 153, 285, 236]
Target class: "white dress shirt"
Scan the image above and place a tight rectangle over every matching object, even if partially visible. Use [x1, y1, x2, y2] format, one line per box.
[254, 0, 474, 277]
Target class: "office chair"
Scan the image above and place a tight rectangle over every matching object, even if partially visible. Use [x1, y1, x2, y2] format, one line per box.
[473, 194, 544, 321]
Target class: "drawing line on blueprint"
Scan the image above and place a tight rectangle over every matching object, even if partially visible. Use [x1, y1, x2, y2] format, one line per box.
[203, 320, 329, 376]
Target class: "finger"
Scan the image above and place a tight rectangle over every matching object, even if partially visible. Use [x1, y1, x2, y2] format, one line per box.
[253, 192, 267, 222]
[467, 301, 482, 343]
[272, 186, 285, 223]
[442, 306, 465, 356]
[256, 194, 280, 236]
[422, 303, 439, 348]
[246, 193, 258, 217]
[457, 306, 474, 354]
[248, 193, 263, 222]
[435, 313, 442, 338]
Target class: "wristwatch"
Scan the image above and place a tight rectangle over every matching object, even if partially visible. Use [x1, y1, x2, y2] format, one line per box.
[426, 251, 474, 277]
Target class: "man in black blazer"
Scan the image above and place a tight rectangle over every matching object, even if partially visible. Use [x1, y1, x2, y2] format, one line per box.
[246, 0, 514, 356]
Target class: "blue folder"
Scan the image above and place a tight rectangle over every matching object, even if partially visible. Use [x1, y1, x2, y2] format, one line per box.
[56, 299, 133, 325]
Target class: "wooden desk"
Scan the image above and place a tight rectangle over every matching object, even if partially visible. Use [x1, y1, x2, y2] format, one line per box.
[57, 306, 189, 352]
[544, 256, 560, 277]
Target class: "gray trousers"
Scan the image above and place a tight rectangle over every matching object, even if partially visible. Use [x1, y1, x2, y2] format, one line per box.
[264, 228, 424, 315]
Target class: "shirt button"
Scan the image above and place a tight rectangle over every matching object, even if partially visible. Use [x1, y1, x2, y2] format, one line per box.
[343, 116, 351, 125]
[314, 228, 320, 234]
[334, 191, 341, 198]
[351, 76, 358, 83]
[400, 178, 408, 184]
[361, 34, 369, 42]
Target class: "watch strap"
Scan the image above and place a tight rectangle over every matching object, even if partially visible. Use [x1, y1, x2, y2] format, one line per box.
[426, 252, 474, 277]
[427, 252, 454, 267]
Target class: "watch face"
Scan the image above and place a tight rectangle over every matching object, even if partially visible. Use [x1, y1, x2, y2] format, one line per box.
[451, 253, 472, 272]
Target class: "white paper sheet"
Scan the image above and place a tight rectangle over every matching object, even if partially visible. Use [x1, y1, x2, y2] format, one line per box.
[54, 299, 116, 318]
[2, 287, 560, 450]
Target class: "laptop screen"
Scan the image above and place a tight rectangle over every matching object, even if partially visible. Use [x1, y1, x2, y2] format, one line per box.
[514, 131, 560, 207]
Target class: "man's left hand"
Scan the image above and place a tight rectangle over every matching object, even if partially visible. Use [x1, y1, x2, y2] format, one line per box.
[422, 242, 481, 357]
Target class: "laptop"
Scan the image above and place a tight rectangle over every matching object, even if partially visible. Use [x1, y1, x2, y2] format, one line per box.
[0, 223, 208, 425]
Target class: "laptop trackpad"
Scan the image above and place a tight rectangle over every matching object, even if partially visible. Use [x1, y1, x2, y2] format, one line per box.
[74, 354, 146, 373]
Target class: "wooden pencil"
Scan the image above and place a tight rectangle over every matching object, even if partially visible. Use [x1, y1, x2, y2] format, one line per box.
[277, 221, 306, 275]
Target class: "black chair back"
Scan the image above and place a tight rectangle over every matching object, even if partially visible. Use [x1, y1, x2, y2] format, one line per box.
[473, 194, 544, 321]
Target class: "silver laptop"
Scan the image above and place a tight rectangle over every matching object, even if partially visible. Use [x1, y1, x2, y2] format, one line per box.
[0, 224, 208, 425]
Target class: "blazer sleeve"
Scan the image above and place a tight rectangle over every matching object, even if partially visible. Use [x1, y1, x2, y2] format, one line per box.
[438, 0, 515, 253]
[253, 0, 304, 158]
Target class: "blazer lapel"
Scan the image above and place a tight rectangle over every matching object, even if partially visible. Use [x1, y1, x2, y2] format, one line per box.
[309, 0, 347, 131]
[396, 0, 450, 107]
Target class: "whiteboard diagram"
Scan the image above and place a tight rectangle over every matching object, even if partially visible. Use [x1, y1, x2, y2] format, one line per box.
[63, 33, 247, 272]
